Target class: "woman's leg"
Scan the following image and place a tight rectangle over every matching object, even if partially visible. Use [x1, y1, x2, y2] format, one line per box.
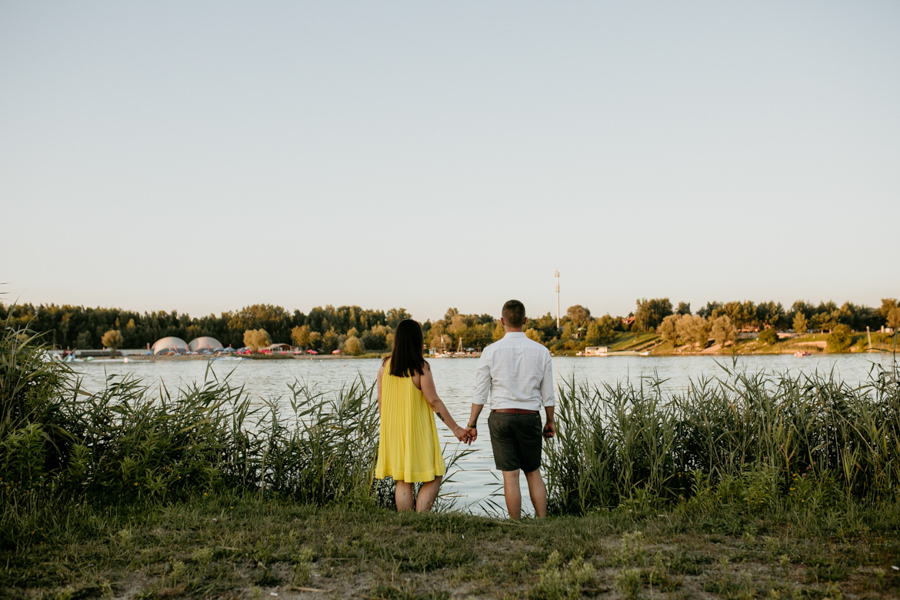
[415, 475, 442, 513]
[395, 480, 414, 511]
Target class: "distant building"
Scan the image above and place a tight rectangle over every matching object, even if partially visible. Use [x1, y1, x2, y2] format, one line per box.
[151, 336, 188, 355]
[188, 337, 223, 352]
[584, 346, 609, 356]
[265, 343, 292, 353]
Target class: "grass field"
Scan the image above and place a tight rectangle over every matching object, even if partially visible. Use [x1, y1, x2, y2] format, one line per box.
[2, 493, 898, 599]
[3, 320, 900, 598]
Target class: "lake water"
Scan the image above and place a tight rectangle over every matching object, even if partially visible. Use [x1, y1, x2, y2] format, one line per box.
[71, 353, 897, 515]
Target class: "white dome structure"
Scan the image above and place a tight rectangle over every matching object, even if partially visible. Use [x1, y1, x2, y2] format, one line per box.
[188, 337, 223, 352]
[151, 336, 188, 355]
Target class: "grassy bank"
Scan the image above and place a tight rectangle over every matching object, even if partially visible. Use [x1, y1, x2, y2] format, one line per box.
[602, 330, 899, 356]
[3, 320, 900, 597]
[3, 493, 899, 599]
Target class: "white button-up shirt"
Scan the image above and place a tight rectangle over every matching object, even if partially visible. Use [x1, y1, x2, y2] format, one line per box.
[473, 332, 555, 411]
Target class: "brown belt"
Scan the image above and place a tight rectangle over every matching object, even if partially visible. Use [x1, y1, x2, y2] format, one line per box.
[492, 408, 539, 415]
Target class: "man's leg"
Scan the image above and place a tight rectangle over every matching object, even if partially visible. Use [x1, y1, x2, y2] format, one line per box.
[395, 480, 414, 511]
[502, 470, 522, 519]
[524, 468, 548, 518]
[415, 475, 442, 513]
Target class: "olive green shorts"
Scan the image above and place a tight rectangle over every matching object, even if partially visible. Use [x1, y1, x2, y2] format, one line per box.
[487, 411, 543, 473]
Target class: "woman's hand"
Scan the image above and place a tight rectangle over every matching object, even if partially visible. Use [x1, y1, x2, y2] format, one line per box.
[465, 426, 477, 443]
[453, 425, 470, 444]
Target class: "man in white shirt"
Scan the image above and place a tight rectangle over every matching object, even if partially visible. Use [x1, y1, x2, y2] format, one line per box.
[465, 299, 556, 518]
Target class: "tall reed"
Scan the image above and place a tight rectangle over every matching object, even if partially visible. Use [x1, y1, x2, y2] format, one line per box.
[544, 360, 900, 515]
[2, 320, 387, 533]
[2, 316, 465, 546]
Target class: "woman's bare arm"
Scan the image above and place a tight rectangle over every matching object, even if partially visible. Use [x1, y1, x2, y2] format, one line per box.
[418, 364, 469, 442]
[375, 360, 386, 413]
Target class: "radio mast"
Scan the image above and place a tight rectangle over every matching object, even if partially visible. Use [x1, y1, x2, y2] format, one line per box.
[555, 269, 560, 330]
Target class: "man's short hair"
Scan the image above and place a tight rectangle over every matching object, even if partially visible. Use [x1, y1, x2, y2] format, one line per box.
[502, 299, 526, 328]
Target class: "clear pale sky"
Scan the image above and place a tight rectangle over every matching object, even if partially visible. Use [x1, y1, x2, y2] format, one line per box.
[2, 1, 898, 323]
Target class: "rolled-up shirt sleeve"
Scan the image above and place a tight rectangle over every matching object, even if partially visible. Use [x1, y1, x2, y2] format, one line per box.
[540, 353, 555, 407]
[472, 352, 492, 405]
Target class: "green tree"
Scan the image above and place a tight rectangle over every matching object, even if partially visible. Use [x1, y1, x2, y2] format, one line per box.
[675, 301, 691, 316]
[758, 329, 778, 345]
[827, 324, 853, 353]
[492, 321, 505, 342]
[525, 328, 543, 343]
[101, 330, 123, 353]
[879, 298, 899, 321]
[793, 312, 808, 335]
[711, 315, 736, 348]
[449, 314, 468, 337]
[658, 315, 681, 346]
[633, 298, 673, 332]
[691, 315, 712, 348]
[343, 335, 364, 356]
[810, 311, 838, 333]
[228, 304, 292, 344]
[677, 314, 711, 349]
[75, 330, 92, 349]
[361, 324, 390, 352]
[308, 331, 322, 351]
[756, 301, 785, 330]
[243, 329, 271, 350]
[321, 329, 340, 354]
[291, 325, 311, 348]
[717, 301, 755, 331]
[387, 308, 413, 329]
[429, 322, 446, 350]
[697, 301, 723, 319]
[591, 314, 618, 344]
[887, 307, 900, 331]
[566, 305, 591, 328]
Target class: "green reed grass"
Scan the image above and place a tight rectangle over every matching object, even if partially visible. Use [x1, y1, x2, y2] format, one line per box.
[1, 320, 477, 550]
[544, 359, 900, 515]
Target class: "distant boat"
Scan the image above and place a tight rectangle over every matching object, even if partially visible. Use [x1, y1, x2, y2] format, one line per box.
[794, 351, 810, 357]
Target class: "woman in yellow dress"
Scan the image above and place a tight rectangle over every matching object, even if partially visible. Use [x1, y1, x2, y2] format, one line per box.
[375, 319, 471, 512]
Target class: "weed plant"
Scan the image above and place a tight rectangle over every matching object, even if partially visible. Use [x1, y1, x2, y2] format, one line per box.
[4, 314, 899, 543]
[544, 359, 900, 515]
[0, 320, 399, 550]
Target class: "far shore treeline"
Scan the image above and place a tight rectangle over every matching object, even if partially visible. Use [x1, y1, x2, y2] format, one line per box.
[3, 298, 899, 356]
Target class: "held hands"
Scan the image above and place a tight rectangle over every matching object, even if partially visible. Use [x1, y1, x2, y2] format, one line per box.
[465, 426, 477, 444]
[453, 426, 474, 445]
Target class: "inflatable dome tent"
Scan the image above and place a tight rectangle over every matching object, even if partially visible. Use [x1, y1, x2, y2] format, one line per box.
[188, 337, 223, 352]
[151, 336, 188, 355]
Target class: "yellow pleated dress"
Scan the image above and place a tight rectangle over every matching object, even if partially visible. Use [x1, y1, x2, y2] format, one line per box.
[375, 360, 446, 483]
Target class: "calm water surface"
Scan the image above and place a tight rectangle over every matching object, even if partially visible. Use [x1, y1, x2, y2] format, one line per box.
[72, 353, 897, 515]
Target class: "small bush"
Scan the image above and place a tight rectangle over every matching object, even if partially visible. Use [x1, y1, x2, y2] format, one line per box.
[827, 324, 853, 352]
[758, 329, 778, 345]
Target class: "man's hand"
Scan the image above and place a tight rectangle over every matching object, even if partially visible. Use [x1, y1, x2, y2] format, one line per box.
[542, 421, 555, 440]
[453, 426, 469, 444]
[465, 427, 478, 443]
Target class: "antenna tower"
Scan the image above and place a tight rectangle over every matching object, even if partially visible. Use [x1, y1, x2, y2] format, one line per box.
[555, 269, 560, 330]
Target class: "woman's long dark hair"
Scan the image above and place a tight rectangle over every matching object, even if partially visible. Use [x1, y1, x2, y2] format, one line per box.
[389, 319, 427, 377]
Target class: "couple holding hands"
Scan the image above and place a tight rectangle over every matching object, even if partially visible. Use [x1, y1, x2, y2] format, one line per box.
[375, 300, 555, 518]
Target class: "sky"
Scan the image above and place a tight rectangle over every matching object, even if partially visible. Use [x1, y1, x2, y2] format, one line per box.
[2, 1, 898, 324]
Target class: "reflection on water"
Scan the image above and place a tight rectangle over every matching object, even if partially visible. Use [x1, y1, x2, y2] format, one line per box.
[72, 353, 897, 515]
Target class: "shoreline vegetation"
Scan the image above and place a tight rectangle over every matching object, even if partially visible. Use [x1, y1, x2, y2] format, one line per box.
[2, 318, 900, 598]
[3, 298, 899, 360]
[67, 328, 900, 362]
